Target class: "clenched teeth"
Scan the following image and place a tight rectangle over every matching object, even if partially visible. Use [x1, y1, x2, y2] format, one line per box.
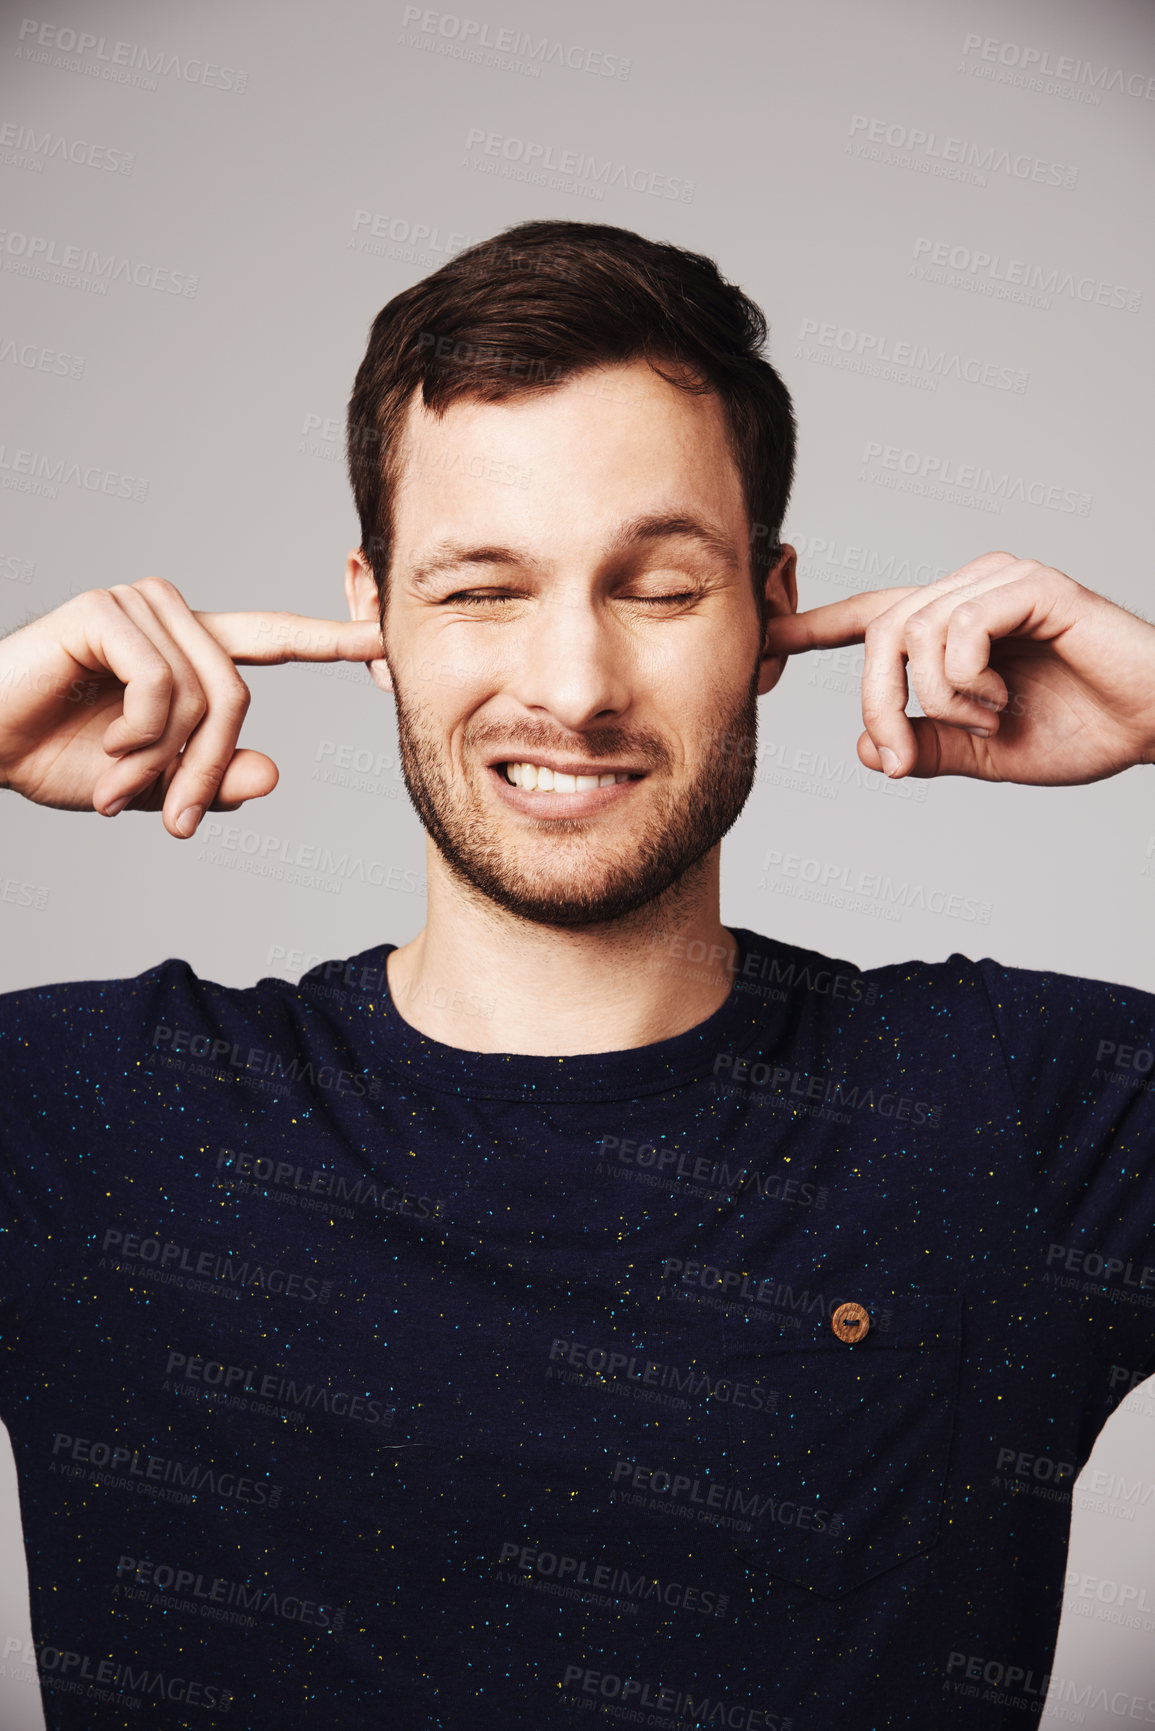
[503, 762, 638, 791]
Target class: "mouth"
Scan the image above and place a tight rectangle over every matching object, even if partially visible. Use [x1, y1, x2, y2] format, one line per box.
[498, 760, 643, 792]
[486, 758, 646, 815]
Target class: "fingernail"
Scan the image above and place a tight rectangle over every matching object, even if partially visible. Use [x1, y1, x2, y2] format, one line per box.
[879, 747, 901, 777]
[176, 805, 203, 836]
[103, 796, 128, 816]
[963, 726, 991, 738]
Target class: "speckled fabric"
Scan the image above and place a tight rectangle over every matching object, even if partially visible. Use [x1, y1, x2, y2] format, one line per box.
[1, 925, 1153, 1728]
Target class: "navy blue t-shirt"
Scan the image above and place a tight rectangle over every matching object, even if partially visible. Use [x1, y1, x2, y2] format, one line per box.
[1, 924, 1154, 1729]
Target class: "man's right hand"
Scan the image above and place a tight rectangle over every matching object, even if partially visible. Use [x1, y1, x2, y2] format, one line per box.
[0, 578, 386, 838]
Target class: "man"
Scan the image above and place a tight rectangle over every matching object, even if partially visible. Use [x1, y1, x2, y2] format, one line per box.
[0, 218, 1152, 1729]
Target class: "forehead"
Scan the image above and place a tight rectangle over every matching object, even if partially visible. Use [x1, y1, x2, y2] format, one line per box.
[391, 358, 746, 558]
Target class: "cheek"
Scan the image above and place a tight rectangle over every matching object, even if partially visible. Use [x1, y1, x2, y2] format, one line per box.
[651, 657, 731, 719]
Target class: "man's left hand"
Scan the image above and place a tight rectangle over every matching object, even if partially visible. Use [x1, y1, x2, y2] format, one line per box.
[761, 551, 1155, 784]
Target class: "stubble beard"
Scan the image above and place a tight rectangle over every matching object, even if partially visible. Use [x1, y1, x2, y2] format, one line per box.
[386, 657, 761, 931]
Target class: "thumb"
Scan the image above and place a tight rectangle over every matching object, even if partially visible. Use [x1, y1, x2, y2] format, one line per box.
[856, 720, 993, 781]
[211, 749, 280, 810]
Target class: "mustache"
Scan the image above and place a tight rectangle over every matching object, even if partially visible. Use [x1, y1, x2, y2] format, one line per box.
[463, 724, 725, 775]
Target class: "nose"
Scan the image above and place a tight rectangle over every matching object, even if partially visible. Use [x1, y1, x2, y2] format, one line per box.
[501, 586, 632, 730]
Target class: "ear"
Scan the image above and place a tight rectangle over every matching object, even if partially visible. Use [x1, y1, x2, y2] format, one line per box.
[344, 548, 394, 695]
[757, 544, 797, 696]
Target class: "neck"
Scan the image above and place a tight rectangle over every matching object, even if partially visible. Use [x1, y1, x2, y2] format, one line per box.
[385, 839, 739, 1056]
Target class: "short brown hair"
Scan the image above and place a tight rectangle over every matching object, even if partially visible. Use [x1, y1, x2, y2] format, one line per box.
[346, 218, 795, 636]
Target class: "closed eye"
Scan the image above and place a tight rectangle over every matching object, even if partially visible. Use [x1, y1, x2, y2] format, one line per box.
[442, 591, 517, 604]
[441, 591, 702, 606]
[628, 592, 699, 604]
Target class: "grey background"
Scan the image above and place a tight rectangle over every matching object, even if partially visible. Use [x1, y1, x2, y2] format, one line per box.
[1, 0, 1153, 1721]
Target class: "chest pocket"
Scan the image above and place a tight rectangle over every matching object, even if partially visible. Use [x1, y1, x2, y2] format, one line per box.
[717, 1290, 962, 1598]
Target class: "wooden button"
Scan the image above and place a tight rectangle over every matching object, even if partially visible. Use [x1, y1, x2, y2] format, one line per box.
[831, 1301, 870, 1343]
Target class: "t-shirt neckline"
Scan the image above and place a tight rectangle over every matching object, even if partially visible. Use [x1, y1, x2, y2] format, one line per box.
[356, 924, 776, 1103]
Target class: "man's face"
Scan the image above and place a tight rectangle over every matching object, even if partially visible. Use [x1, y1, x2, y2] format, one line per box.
[347, 358, 795, 928]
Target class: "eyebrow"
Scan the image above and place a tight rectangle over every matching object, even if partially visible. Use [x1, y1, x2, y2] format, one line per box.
[406, 511, 742, 592]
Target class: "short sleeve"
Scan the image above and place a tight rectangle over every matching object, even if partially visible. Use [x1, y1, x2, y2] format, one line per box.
[0, 955, 288, 1339]
[974, 954, 1155, 1375]
[0, 960, 189, 1316]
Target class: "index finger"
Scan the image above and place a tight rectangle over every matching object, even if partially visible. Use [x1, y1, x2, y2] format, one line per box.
[191, 611, 385, 665]
[761, 588, 920, 655]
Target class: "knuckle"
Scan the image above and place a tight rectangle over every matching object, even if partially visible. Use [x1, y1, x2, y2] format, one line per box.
[174, 685, 208, 728]
[904, 613, 934, 641]
[183, 762, 231, 799]
[218, 676, 251, 714]
[135, 649, 174, 688]
[118, 755, 166, 792]
[133, 574, 181, 605]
